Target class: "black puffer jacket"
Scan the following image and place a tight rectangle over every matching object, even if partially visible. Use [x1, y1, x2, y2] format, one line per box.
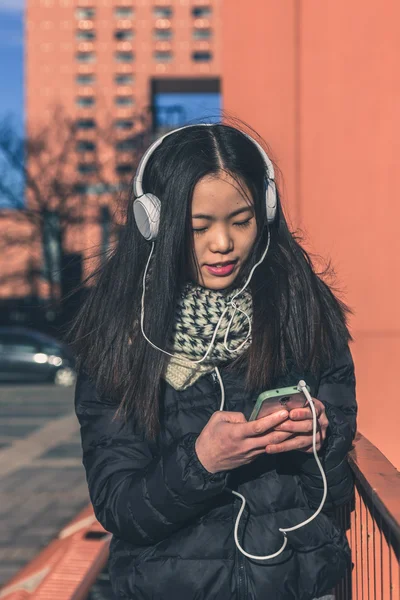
[75, 345, 356, 600]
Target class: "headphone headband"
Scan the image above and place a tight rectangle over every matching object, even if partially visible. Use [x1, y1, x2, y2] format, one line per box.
[133, 123, 277, 241]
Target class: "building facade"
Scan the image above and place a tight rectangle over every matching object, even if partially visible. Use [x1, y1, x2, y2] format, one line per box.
[0, 0, 222, 324]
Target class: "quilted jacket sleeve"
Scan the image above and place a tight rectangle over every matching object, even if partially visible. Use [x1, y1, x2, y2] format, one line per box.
[75, 371, 228, 545]
[291, 344, 357, 511]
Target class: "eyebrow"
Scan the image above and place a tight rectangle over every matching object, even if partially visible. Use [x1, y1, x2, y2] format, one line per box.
[192, 206, 254, 220]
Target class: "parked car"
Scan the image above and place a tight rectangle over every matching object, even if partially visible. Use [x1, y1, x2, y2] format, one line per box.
[0, 326, 76, 386]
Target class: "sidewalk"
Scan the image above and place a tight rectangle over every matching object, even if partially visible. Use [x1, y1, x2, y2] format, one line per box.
[0, 385, 90, 588]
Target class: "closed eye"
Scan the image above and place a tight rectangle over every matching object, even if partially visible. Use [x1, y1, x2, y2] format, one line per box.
[234, 218, 253, 228]
[193, 218, 253, 235]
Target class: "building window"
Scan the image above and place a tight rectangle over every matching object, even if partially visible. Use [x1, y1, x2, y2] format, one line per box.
[76, 140, 96, 152]
[114, 30, 134, 41]
[115, 96, 134, 106]
[76, 96, 95, 107]
[192, 7, 212, 18]
[76, 30, 96, 41]
[192, 51, 212, 62]
[77, 163, 98, 175]
[76, 51, 96, 63]
[154, 51, 172, 62]
[115, 119, 134, 129]
[114, 7, 134, 19]
[76, 118, 96, 129]
[116, 137, 138, 151]
[115, 51, 134, 63]
[193, 28, 212, 40]
[153, 7, 173, 18]
[154, 29, 172, 40]
[116, 163, 134, 176]
[75, 7, 95, 19]
[115, 73, 134, 85]
[76, 73, 96, 85]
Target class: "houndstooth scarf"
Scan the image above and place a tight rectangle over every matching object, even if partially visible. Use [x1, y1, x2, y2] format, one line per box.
[164, 283, 253, 390]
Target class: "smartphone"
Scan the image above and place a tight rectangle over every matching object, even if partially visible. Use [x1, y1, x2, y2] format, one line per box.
[249, 385, 310, 421]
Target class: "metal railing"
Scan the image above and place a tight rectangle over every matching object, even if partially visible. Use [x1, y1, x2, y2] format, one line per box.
[335, 433, 400, 600]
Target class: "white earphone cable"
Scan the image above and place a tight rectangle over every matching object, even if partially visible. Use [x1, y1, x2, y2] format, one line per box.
[229, 379, 328, 560]
[140, 234, 327, 562]
[140, 227, 270, 365]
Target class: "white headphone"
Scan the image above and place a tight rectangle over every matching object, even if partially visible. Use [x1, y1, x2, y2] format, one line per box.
[133, 124, 277, 241]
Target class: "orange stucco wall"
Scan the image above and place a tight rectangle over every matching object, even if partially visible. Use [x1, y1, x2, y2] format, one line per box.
[222, 0, 400, 468]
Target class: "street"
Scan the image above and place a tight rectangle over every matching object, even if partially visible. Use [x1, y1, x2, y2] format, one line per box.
[0, 383, 89, 587]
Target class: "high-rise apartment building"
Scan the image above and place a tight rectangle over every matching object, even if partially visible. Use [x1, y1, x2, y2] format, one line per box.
[6, 0, 221, 315]
[26, 0, 221, 135]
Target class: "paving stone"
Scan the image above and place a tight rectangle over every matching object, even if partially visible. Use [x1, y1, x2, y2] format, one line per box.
[0, 384, 90, 588]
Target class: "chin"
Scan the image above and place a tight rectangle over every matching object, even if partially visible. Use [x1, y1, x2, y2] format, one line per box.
[202, 275, 238, 291]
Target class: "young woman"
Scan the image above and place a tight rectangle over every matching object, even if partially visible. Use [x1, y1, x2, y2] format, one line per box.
[73, 124, 357, 600]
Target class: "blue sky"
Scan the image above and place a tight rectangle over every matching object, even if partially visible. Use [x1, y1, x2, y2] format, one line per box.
[0, 0, 24, 131]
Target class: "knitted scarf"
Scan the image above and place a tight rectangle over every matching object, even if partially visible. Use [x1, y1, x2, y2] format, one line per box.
[164, 283, 252, 390]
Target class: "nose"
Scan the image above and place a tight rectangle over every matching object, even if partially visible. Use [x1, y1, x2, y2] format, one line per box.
[209, 224, 234, 254]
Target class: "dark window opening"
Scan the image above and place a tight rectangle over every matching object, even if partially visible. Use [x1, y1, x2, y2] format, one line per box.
[76, 140, 96, 152]
[76, 8, 96, 19]
[116, 137, 139, 151]
[192, 7, 211, 18]
[77, 163, 98, 175]
[116, 163, 133, 175]
[115, 51, 134, 63]
[114, 119, 134, 129]
[153, 7, 173, 18]
[76, 96, 95, 107]
[154, 28, 172, 40]
[76, 51, 96, 63]
[114, 30, 134, 41]
[193, 28, 212, 40]
[154, 51, 172, 62]
[76, 73, 96, 85]
[76, 118, 96, 129]
[115, 96, 134, 106]
[192, 51, 212, 62]
[114, 7, 134, 18]
[115, 73, 134, 85]
[76, 30, 96, 41]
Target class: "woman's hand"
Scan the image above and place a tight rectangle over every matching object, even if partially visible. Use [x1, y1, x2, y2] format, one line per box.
[195, 410, 292, 474]
[266, 398, 329, 454]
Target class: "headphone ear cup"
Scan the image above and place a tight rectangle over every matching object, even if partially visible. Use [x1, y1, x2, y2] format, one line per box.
[133, 194, 161, 241]
[266, 181, 277, 223]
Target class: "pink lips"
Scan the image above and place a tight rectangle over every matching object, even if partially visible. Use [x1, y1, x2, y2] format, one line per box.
[205, 261, 237, 277]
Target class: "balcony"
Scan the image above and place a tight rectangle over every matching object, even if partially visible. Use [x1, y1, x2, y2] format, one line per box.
[193, 18, 211, 29]
[154, 40, 172, 52]
[154, 18, 172, 30]
[76, 19, 94, 31]
[116, 41, 133, 52]
[115, 19, 134, 30]
[77, 41, 94, 53]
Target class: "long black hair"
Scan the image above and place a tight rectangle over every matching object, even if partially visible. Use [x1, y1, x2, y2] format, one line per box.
[70, 123, 351, 438]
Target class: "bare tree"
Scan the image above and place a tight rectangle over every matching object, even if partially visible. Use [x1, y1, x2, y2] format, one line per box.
[0, 105, 152, 308]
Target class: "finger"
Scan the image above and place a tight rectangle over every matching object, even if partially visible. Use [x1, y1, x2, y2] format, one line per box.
[289, 407, 313, 421]
[274, 419, 314, 433]
[218, 411, 247, 424]
[244, 410, 289, 437]
[247, 431, 294, 452]
[297, 444, 314, 454]
[266, 432, 322, 454]
[290, 399, 323, 421]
